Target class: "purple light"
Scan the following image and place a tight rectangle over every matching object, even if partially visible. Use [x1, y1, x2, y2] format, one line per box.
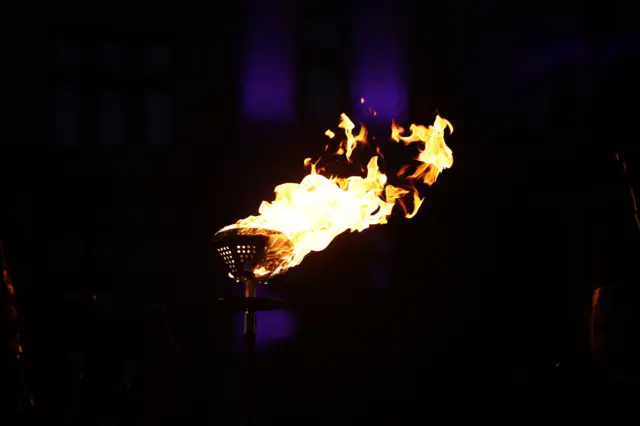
[233, 284, 296, 350]
[234, 309, 296, 350]
[350, 9, 407, 121]
[241, 4, 295, 122]
[354, 80, 408, 121]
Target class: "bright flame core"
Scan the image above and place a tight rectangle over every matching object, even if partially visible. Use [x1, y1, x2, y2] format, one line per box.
[219, 113, 453, 279]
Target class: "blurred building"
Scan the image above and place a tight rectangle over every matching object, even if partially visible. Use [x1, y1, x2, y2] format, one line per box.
[9, 14, 192, 424]
[5, 1, 637, 422]
[7, 4, 412, 422]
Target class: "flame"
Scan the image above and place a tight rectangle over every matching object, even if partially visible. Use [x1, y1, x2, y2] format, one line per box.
[219, 113, 453, 278]
[335, 113, 367, 161]
[391, 115, 454, 185]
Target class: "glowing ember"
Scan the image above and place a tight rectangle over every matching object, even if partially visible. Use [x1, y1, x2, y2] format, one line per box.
[219, 113, 453, 279]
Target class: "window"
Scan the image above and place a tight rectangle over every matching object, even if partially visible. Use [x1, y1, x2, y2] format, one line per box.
[96, 40, 125, 73]
[143, 42, 172, 75]
[241, 57, 296, 121]
[241, 11, 295, 121]
[52, 39, 80, 72]
[15, 80, 37, 133]
[144, 90, 171, 149]
[351, 68, 407, 120]
[67, 351, 85, 373]
[349, 14, 407, 120]
[96, 90, 125, 150]
[304, 68, 339, 123]
[142, 240, 168, 273]
[307, 18, 339, 48]
[94, 239, 121, 275]
[526, 84, 551, 128]
[50, 238, 83, 272]
[51, 84, 81, 147]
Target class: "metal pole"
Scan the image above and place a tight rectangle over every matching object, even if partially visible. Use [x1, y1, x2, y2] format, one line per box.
[243, 280, 257, 425]
[244, 280, 257, 348]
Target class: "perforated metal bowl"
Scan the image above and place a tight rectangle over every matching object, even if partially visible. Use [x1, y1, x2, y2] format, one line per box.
[214, 227, 293, 281]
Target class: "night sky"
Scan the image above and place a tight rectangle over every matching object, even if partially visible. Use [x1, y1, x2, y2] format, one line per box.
[3, 1, 639, 424]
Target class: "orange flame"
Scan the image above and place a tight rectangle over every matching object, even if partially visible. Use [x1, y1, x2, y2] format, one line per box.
[391, 115, 454, 185]
[335, 113, 367, 161]
[219, 113, 453, 278]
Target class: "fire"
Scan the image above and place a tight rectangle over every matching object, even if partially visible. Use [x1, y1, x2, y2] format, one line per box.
[391, 115, 454, 185]
[219, 113, 453, 279]
[335, 113, 367, 161]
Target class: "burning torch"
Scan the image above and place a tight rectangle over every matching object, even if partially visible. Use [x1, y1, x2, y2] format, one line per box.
[213, 111, 453, 353]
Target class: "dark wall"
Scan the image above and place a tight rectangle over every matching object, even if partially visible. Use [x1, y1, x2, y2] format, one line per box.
[3, 1, 639, 423]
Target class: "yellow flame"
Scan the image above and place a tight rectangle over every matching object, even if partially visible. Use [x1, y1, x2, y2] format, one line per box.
[391, 115, 454, 185]
[220, 113, 453, 278]
[335, 113, 367, 161]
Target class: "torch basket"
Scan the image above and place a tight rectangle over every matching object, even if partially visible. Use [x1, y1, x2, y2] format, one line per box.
[214, 228, 291, 345]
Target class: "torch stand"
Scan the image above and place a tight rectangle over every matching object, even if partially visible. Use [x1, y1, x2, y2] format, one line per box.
[213, 228, 290, 424]
[232, 279, 285, 425]
[242, 279, 258, 426]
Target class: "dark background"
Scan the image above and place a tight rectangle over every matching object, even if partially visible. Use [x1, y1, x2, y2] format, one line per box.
[3, 1, 639, 424]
